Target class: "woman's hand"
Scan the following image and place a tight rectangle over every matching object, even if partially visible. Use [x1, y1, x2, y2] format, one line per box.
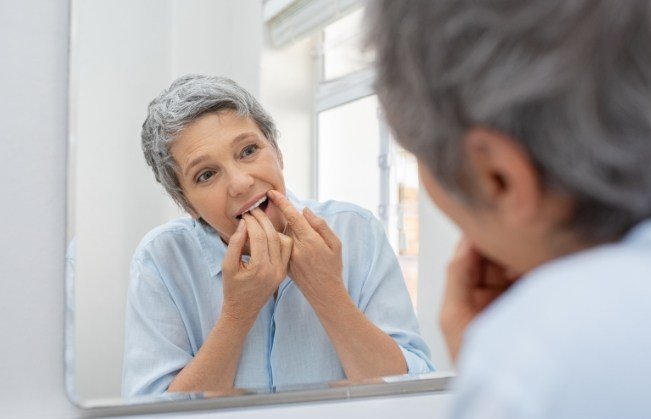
[221, 208, 293, 325]
[441, 238, 517, 364]
[169, 208, 292, 393]
[266, 190, 345, 308]
[266, 190, 408, 379]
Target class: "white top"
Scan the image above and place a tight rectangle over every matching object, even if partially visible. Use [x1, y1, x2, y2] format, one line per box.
[451, 219, 651, 419]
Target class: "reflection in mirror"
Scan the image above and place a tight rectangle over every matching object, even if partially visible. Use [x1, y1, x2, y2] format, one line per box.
[67, 0, 456, 409]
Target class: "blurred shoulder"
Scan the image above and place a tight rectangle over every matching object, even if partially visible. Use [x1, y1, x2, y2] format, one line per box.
[296, 195, 375, 224]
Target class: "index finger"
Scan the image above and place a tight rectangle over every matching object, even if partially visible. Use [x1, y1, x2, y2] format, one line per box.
[266, 190, 312, 239]
[243, 213, 270, 264]
[223, 220, 248, 274]
[445, 237, 483, 300]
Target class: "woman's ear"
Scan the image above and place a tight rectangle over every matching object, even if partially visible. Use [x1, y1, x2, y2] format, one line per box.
[462, 127, 541, 228]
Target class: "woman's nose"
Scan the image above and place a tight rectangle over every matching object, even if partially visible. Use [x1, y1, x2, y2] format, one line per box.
[227, 168, 254, 197]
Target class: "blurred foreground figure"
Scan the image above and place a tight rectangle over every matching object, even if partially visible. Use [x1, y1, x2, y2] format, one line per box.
[367, 0, 651, 418]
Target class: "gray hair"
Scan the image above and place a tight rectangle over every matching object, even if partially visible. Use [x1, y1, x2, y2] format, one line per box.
[367, 0, 651, 241]
[141, 74, 281, 212]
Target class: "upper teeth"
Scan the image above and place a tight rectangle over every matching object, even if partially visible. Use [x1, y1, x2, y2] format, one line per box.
[242, 196, 267, 215]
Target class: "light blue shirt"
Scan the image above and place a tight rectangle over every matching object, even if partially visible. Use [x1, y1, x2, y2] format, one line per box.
[451, 219, 651, 419]
[122, 194, 433, 397]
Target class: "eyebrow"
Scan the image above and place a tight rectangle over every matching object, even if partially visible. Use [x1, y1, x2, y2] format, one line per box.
[182, 132, 261, 178]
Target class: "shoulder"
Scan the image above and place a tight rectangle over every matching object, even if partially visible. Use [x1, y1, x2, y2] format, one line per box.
[133, 217, 202, 260]
[455, 240, 651, 414]
[471, 240, 651, 338]
[299, 197, 378, 230]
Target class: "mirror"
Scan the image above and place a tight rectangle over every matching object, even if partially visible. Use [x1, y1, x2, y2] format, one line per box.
[67, 0, 456, 410]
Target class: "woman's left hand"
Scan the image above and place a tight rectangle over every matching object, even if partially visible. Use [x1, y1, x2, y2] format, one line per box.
[266, 190, 408, 380]
[266, 190, 345, 307]
[440, 238, 517, 364]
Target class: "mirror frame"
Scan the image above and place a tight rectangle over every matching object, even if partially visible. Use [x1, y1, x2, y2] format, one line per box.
[71, 375, 453, 415]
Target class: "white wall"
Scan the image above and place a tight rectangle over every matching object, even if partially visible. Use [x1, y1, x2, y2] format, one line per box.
[260, 34, 315, 199]
[72, 0, 178, 401]
[1, 0, 78, 416]
[417, 189, 459, 372]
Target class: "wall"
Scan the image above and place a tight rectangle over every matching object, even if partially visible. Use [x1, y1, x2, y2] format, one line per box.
[260, 33, 315, 198]
[72, 0, 179, 400]
[418, 189, 459, 371]
[0, 0, 78, 416]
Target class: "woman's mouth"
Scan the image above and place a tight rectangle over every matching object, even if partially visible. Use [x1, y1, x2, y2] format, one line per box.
[236, 196, 269, 219]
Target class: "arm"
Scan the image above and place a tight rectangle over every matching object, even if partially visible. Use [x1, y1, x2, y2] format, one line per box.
[123, 217, 291, 396]
[307, 282, 409, 380]
[168, 215, 292, 392]
[268, 190, 428, 380]
[122, 255, 194, 397]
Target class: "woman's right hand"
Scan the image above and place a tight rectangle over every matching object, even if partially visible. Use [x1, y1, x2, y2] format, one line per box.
[440, 238, 517, 364]
[220, 208, 293, 325]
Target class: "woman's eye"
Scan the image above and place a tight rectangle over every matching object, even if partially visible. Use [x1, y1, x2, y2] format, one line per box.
[241, 144, 259, 158]
[197, 171, 215, 183]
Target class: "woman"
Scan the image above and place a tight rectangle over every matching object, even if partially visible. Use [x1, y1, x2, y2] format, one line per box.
[367, 0, 651, 418]
[121, 74, 433, 397]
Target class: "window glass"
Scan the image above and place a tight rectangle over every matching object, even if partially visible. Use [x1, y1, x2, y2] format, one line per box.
[392, 144, 420, 310]
[317, 95, 380, 216]
[322, 8, 373, 80]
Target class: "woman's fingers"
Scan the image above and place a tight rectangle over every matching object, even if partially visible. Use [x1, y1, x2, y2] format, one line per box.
[482, 260, 512, 289]
[223, 220, 247, 274]
[242, 213, 269, 264]
[266, 190, 311, 241]
[250, 207, 281, 264]
[279, 232, 293, 266]
[303, 207, 340, 250]
[446, 238, 483, 302]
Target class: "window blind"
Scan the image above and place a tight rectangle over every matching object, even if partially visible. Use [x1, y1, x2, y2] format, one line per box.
[263, 0, 362, 47]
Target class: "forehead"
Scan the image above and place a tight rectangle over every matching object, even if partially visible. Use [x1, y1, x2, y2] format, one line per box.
[179, 111, 261, 145]
[171, 111, 263, 158]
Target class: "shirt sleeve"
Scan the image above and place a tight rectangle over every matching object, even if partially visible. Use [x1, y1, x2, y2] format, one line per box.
[354, 214, 435, 375]
[121, 255, 193, 397]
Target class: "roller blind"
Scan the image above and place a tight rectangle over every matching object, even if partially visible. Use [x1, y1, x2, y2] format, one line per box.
[264, 0, 362, 47]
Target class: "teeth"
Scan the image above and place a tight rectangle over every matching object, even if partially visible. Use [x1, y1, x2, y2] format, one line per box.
[242, 196, 267, 215]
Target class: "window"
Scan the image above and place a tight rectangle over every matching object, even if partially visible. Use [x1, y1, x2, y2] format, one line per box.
[314, 10, 421, 310]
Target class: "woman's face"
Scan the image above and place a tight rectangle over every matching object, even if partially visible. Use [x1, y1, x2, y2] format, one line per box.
[171, 110, 286, 243]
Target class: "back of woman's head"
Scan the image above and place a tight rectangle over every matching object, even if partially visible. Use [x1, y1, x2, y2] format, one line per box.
[368, 0, 651, 241]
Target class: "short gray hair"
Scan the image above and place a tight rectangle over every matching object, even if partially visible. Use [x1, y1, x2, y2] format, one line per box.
[367, 0, 651, 241]
[141, 74, 280, 212]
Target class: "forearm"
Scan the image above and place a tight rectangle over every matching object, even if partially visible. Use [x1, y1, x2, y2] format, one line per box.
[167, 315, 253, 392]
[308, 284, 408, 380]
